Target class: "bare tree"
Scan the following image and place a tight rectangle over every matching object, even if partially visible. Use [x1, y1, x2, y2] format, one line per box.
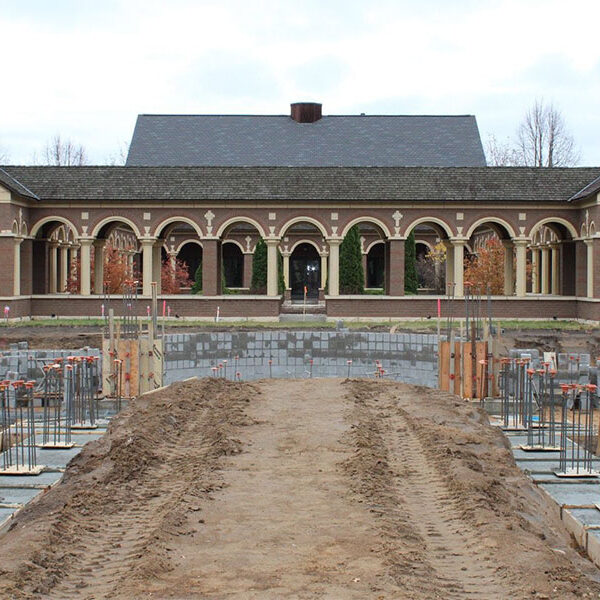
[106, 141, 130, 166]
[40, 134, 88, 166]
[485, 100, 580, 167]
[516, 100, 579, 166]
[485, 134, 519, 166]
[0, 142, 9, 163]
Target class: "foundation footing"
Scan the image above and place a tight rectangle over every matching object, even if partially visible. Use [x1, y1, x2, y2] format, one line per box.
[71, 423, 98, 430]
[553, 469, 599, 478]
[0, 465, 45, 476]
[38, 442, 76, 449]
[519, 445, 561, 452]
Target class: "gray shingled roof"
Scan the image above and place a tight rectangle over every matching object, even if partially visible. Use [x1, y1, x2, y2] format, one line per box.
[2, 166, 599, 203]
[569, 174, 600, 202]
[125, 114, 487, 167]
[0, 168, 38, 200]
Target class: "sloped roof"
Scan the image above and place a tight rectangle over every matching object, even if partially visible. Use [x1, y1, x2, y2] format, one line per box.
[569, 174, 600, 202]
[3, 166, 599, 203]
[125, 114, 487, 167]
[0, 167, 39, 199]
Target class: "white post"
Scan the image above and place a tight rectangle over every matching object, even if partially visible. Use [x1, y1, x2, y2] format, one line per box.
[550, 243, 560, 295]
[141, 239, 155, 296]
[327, 239, 341, 296]
[451, 239, 465, 297]
[531, 247, 540, 294]
[266, 239, 279, 297]
[541, 246, 550, 295]
[79, 238, 93, 295]
[282, 252, 290, 289]
[60, 244, 69, 292]
[514, 240, 528, 297]
[443, 240, 454, 292]
[320, 251, 328, 289]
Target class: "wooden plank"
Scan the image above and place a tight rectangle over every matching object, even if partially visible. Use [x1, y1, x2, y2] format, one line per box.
[439, 341, 450, 392]
[463, 342, 473, 399]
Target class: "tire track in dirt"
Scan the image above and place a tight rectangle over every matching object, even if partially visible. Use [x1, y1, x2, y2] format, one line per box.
[388, 408, 509, 598]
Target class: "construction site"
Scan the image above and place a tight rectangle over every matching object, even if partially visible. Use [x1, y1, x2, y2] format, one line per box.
[1, 289, 600, 598]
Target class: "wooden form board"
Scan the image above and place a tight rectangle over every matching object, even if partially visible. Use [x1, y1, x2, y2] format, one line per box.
[438, 340, 488, 399]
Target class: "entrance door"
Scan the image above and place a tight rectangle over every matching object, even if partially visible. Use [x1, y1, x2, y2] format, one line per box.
[290, 243, 320, 300]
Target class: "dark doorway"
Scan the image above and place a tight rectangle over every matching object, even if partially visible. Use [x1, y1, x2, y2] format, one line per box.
[290, 243, 320, 300]
[178, 242, 203, 281]
[366, 243, 385, 288]
[223, 243, 243, 288]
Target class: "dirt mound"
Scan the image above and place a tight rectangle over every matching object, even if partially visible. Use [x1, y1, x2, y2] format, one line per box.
[344, 379, 600, 598]
[0, 378, 257, 599]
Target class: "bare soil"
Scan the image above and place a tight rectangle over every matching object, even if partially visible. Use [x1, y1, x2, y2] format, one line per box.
[0, 378, 599, 599]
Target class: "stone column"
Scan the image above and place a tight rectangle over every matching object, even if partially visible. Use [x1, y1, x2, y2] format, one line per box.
[282, 252, 290, 289]
[151, 243, 162, 294]
[201, 238, 221, 295]
[320, 252, 328, 289]
[93, 240, 106, 294]
[442, 241, 454, 293]
[59, 244, 69, 292]
[79, 238, 93, 295]
[385, 238, 405, 296]
[327, 239, 341, 296]
[585, 239, 594, 299]
[451, 239, 466, 297]
[540, 246, 550, 294]
[48, 241, 58, 293]
[550, 242, 560, 295]
[502, 240, 514, 296]
[531, 247, 540, 293]
[140, 238, 156, 296]
[243, 252, 253, 289]
[514, 240, 528, 297]
[13, 237, 22, 296]
[266, 239, 280, 297]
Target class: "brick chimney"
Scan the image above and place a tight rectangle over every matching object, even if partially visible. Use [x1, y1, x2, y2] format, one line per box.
[290, 102, 322, 123]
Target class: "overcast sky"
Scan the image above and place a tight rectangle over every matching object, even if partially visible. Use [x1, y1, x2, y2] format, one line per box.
[2, 0, 599, 165]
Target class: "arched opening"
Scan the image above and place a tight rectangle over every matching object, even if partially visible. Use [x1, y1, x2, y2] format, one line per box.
[528, 222, 575, 296]
[32, 221, 78, 294]
[155, 221, 200, 294]
[290, 242, 320, 300]
[223, 242, 244, 288]
[405, 221, 450, 295]
[95, 220, 140, 294]
[466, 221, 513, 295]
[177, 242, 203, 291]
[366, 243, 385, 288]
[220, 221, 262, 292]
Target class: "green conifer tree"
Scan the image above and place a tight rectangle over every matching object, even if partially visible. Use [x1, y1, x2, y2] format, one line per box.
[191, 261, 202, 294]
[339, 225, 364, 294]
[404, 230, 418, 294]
[250, 238, 267, 293]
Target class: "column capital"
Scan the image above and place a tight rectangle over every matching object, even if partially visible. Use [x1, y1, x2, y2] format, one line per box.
[584, 238, 595, 247]
[139, 237, 158, 246]
[264, 237, 281, 246]
[48, 240, 60, 249]
[93, 238, 106, 248]
[513, 238, 530, 247]
[449, 237, 468, 245]
[501, 239, 514, 249]
[78, 237, 95, 246]
[326, 237, 342, 246]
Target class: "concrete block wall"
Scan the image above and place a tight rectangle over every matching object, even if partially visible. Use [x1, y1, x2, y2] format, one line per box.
[0, 343, 101, 381]
[164, 330, 439, 387]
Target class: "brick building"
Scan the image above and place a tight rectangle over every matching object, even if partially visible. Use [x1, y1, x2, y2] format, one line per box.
[1, 102, 600, 320]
